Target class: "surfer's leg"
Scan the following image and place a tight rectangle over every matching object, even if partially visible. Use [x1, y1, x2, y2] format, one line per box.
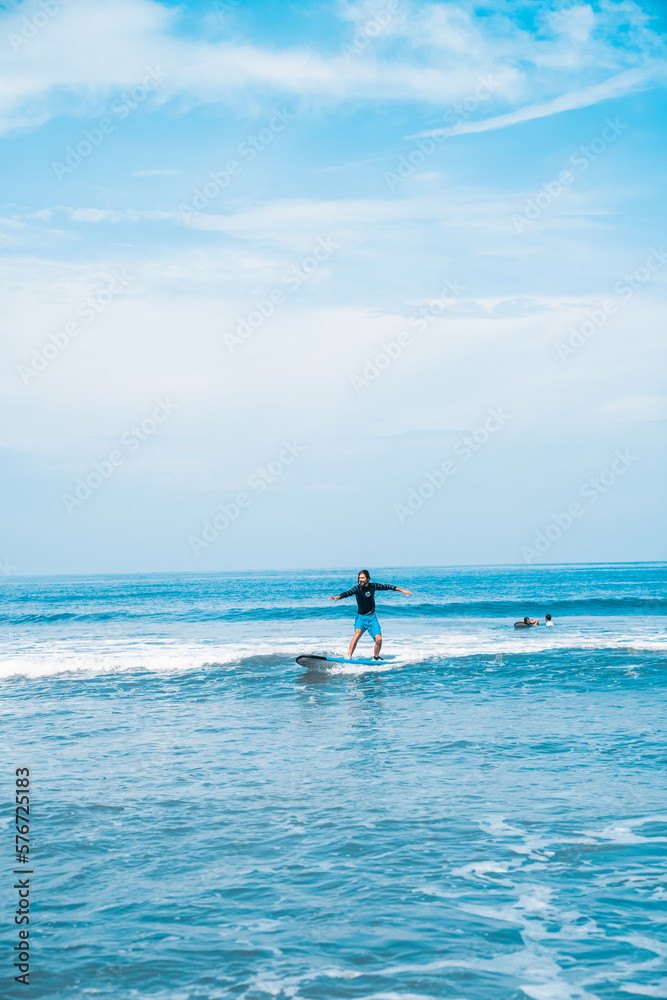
[348, 629, 363, 658]
[374, 633, 382, 659]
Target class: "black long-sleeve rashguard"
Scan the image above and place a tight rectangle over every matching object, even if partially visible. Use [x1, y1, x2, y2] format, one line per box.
[337, 582, 398, 615]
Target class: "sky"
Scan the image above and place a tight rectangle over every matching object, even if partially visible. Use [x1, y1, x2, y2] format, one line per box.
[1, 0, 666, 575]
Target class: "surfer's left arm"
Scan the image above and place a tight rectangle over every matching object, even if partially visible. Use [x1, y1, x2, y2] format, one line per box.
[375, 583, 413, 596]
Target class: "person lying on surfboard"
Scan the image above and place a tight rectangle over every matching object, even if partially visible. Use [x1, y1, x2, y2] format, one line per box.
[513, 616, 540, 628]
[330, 569, 412, 660]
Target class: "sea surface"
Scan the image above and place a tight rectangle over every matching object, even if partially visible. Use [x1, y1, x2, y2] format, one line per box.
[1, 563, 666, 1000]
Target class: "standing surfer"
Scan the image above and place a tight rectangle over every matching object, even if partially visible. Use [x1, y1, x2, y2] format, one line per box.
[330, 569, 412, 660]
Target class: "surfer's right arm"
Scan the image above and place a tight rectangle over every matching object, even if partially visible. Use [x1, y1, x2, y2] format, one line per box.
[330, 587, 357, 601]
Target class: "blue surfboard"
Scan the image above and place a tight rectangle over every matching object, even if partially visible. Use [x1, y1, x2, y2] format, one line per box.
[296, 654, 385, 669]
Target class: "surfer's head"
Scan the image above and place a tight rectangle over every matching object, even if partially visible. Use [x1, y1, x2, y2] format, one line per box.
[523, 617, 530, 623]
[545, 614, 552, 621]
[358, 570, 370, 584]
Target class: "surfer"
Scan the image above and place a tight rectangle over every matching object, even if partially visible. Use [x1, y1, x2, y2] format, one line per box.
[545, 614, 554, 625]
[330, 570, 412, 660]
[514, 616, 540, 628]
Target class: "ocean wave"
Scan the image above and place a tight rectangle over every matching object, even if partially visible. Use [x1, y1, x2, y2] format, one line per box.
[1, 596, 665, 625]
[1, 629, 665, 680]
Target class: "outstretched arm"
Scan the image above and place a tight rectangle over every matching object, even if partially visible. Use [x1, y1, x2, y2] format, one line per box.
[375, 583, 413, 596]
[330, 587, 357, 601]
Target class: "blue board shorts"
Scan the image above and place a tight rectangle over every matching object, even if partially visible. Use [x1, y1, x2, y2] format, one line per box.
[354, 612, 381, 636]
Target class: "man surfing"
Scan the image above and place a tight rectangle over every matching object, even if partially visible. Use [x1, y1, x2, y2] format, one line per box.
[330, 569, 412, 660]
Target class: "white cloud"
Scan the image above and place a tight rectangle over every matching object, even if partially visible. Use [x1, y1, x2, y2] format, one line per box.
[70, 208, 115, 223]
[131, 168, 181, 176]
[45, 186, 622, 255]
[0, 216, 28, 229]
[67, 207, 176, 224]
[0, 0, 663, 134]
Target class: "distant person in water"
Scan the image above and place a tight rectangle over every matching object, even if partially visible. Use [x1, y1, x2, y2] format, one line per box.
[330, 570, 412, 660]
[514, 616, 540, 628]
[545, 614, 554, 625]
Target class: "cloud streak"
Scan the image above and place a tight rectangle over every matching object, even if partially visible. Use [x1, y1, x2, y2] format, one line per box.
[411, 66, 667, 139]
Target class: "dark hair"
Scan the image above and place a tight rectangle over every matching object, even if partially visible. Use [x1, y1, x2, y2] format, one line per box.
[358, 569, 370, 579]
[523, 617, 530, 622]
[546, 614, 551, 620]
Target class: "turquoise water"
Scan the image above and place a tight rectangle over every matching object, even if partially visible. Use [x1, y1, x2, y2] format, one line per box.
[1, 564, 666, 999]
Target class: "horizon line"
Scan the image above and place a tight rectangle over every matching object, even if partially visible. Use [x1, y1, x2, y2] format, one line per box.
[2, 560, 665, 580]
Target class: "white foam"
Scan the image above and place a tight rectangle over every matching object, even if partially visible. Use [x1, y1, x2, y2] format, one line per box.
[0, 618, 664, 679]
[375, 946, 599, 999]
[451, 860, 515, 880]
[620, 981, 667, 997]
[519, 983, 601, 1000]
[621, 934, 667, 959]
[584, 820, 667, 845]
[355, 994, 438, 1000]
[478, 816, 553, 859]
[0, 638, 318, 680]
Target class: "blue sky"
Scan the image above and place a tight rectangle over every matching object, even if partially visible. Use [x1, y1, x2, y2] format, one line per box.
[1, 0, 666, 574]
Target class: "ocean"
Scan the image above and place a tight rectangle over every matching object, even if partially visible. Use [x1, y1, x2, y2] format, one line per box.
[1, 563, 666, 999]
